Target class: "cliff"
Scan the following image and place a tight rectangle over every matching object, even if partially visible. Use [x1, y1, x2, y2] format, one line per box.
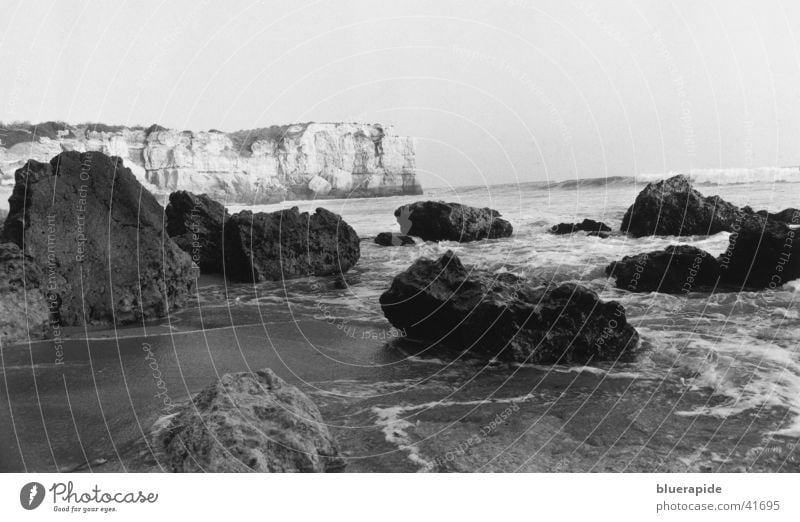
[0, 122, 421, 204]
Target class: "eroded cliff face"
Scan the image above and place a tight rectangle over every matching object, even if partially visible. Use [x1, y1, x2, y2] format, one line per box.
[0, 122, 421, 204]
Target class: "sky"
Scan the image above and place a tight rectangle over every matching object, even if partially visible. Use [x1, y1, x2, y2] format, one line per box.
[1, 0, 799, 188]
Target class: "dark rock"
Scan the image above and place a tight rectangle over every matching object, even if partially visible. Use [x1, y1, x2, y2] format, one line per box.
[165, 191, 229, 274]
[394, 201, 513, 242]
[0, 242, 52, 344]
[606, 245, 721, 294]
[588, 231, 610, 239]
[718, 215, 800, 289]
[379, 251, 639, 364]
[551, 219, 611, 235]
[755, 208, 800, 225]
[621, 175, 742, 237]
[374, 232, 415, 246]
[1, 152, 195, 326]
[156, 368, 344, 472]
[224, 207, 360, 283]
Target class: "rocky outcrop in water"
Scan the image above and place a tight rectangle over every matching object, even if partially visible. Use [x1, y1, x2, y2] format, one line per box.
[755, 207, 800, 225]
[394, 201, 513, 243]
[155, 368, 344, 472]
[551, 219, 611, 235]
[718, 215, 800, 289]
[606, 245, 721, 294]
[224, 207, 360, 282]
[0, 242, 51, 344]
[0, 122, 421, 204]
[621, 175, 741, 237]
[165, 191, 228, 274]
[379, 251, 639, 363]
[374, 232, 415, 246]
[1, 151, 195, 326]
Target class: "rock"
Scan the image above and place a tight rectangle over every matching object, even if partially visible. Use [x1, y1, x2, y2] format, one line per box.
[224, 207, 360, 282]
[718, 215, 800, 289]
[1, 151, 195, 326]
[156, 368, 344, 472]
[0, 242, 51, 344]
[0, 122, 422, 204]
[756, 208, 800, 225]
[165, 191, 229, 274]
[621, 175, 741, 237]
[588, 231, 610, 239]
[605, 245, 721, 294]
[379, 251, 639, 363]
[308, 175, 332, 196]
[551, 219, 611, 235]
[394, 201, 513, 243]
[374, 232, 415, 246]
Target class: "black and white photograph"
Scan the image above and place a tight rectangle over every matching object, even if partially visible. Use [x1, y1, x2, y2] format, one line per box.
[0, 0, 799, 519]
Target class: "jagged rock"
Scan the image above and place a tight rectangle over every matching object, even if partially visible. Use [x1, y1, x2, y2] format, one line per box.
[224, 207, 360, 282]
[156, 368, 344, 472]
[718, 215, 800, 289]
[374, 232, 415, 246]
[0, 243, 51, 344]
[755, 208, 800, 225]
[551, 219, 611, 235]
[379, 251, 639, 363]
[0, 151, 195, 326]
[165, 191, 229, 274]
[606, 245, 721, 294]
[308, 175, 332, 196]
[621, 175, 741, 237]
[394, 201, 513, 243]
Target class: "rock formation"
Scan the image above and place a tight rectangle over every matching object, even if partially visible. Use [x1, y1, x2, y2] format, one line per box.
[394, 201, 513, 243]
[550, 219, 611, 235]
[0, 242, 51, 344]
[374, 232, 415, 246]
[379, 251, 639, 364]
[224, 207, 360, 282]
[718, 215, 800, 289]
[0, 122, 421, 204]
[155, 368, 344, 472]
[165, 191, 228, 274]
[1, 151, 195, 326]
[606, 245, 721, 294]
[621, 175, 741, 237]
[755, 207, 800, 225]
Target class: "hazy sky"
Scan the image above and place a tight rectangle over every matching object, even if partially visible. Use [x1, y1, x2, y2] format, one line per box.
[1, 0, 799, 187]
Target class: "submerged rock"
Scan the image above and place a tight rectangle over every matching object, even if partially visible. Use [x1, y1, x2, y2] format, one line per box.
[551, 219, 612, 235]
[0, 243, 51, 344]
[718, 215, 800, 289]
[0, 151, 195, 326]
[156, 368, 344, 472]
[379, 251, 639, 364]
[606, 245, 721, 294]
[394, 201, 513, 242]
[374, 232, 415, 246]
[165, 191, 229, 274]
[224, 207, 360, 282]
[621, 175, 741, 237]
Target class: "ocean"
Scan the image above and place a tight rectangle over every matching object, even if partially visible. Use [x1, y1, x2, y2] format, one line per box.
[2, 171, 799, 472]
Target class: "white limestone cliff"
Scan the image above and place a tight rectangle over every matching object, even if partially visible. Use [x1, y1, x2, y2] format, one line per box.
[0, 122, 421, 204]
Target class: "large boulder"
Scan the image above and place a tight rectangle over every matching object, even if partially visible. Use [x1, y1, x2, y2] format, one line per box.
[605, 245, 721, 294]
[718, 215, 800, 289]
[551, 219, 611, 235]
[165, 191, 228, 274]
[0, 243, 51, 344]
[379, 251, 640, 364]
[224, 207, 360, 282]
[0, 151, 195, 326]
[394, 201, 513, 242]
[621, 175, 741, 237]
[156, 368, 344, 472]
